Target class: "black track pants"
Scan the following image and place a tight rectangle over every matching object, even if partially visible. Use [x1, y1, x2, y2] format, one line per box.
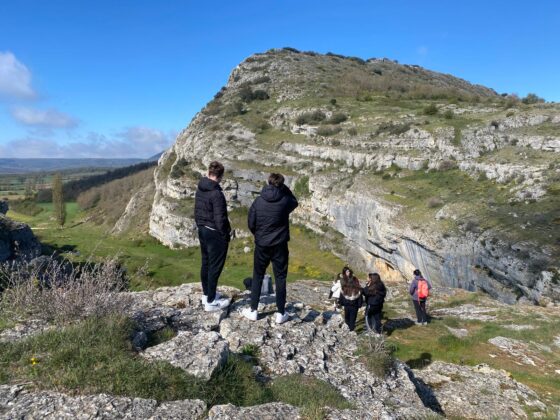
[199, 226, 229, 303]
[250, 242, 288, 314]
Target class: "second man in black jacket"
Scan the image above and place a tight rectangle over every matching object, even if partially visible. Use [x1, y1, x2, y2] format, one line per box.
[242, 173, 298, 324]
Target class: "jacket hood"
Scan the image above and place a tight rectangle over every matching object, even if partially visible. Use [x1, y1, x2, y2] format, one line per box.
[198, 177, 221, 192]
[260, 185, 284, 202]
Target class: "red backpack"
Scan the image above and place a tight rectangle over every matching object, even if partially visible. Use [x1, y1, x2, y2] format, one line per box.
[417, 278, 429, 299]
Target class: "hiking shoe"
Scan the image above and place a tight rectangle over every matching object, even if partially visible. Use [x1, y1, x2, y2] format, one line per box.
[204, 297, 230, 312]
[241, 308, 258, 321]
[201, 291, 222, 305]
[275, 312, 289, 324]
[415, 321, 422, 326]
[422, 322, 428, 326]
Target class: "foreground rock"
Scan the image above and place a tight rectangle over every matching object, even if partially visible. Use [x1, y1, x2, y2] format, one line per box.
[142, 330, 229, 380]
[0, 385, 206, 419]
[0, 214, 41, 262]
[0, 282, 550, 419]
[413, 362, 547, 419]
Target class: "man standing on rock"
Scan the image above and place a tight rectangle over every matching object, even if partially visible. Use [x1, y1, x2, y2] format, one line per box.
[242, 173, 298, 324]
[195, 161, 232, 312]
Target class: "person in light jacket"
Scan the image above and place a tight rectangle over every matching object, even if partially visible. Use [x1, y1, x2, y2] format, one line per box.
[409, 269, 432, 325]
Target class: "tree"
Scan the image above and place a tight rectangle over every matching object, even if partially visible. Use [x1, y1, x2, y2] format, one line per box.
[52, 173, 66, 227]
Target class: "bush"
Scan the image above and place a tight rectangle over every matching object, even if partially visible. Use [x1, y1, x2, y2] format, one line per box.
[490, 120, 499, 129]
[293, 175, 310, 198]
[347, 127, 358, 136]
[330, 98, 337, 105]
[327, 113, 347, 124]
[427, 197, 444, 208]
[8, 198, 44, 216]
[438, 160, 457, 171]
[356, 335, 394, 377]
[423, 104, 439, 115]
[521, 93, 544, 104]
[375, 122, 411, 136]
[238, 86, 269, 102]
[0, 255, 130, 324]
[252, 76, 270, 84]
[443, 110, 454, 119]
[295, 110, 326, 125]
[317, 125, 341, 136]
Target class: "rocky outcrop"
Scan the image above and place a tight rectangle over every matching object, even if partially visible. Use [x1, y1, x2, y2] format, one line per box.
[0, 214, 41, 262]
[148, 49, 559, 305]
[112, 182, 154, 235]
[413, 362, 547, 419]
[0, 282, 550, 419]
[0, 385, 207, 419]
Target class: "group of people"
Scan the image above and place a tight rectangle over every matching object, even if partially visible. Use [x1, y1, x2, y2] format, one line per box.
[330, 267, 432, 333]
[194, 160, 432, 330]
[194, 161, 297, 324]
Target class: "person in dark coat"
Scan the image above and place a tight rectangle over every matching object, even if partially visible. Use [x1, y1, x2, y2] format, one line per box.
[362, 273, 387, 334]
[194, 161, 232, 312]
[339, 273, 363, 331]
[409, 269, 432, 325]
[242, 173, 298, 324]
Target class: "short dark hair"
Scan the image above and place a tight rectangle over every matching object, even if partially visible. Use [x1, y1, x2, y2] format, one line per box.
[413, 269, 421, 276]
[208, 161, 225, 178]
[268, 173, 284, 187]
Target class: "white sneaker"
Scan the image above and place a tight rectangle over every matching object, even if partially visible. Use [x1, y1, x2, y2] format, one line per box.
[275, 312, 289, 324]
[241, 308, 258, 321]
[204, 297, 230, 312]
[201, 291, 222, 305]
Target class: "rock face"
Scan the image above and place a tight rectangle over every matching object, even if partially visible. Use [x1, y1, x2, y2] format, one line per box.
[0, 282, 549, 419]
[0, 214, 41, 262]
[149, 48, 560, 304]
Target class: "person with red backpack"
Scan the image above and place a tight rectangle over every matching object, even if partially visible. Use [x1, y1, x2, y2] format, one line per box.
[409, 269, 432, 325]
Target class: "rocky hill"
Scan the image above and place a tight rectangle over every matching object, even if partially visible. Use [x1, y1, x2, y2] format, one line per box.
[149, 48, 559, 305]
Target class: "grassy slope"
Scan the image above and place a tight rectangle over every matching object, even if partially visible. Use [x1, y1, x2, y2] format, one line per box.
[8, 203, 344, 291]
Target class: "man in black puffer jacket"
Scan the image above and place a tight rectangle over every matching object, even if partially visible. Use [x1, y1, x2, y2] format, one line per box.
[242, 173, 298, 324]
[194, 161, 232, 312]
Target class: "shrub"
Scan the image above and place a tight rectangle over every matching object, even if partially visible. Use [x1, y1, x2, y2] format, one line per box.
[356, 335, 394, 377]
[223, 101, 245, 116]
[330, 98, 337, 105]
[8, 198, 44, 216]
[423, 104, 439, 115]
[347, 127, 358, 136]
[295, 110, 326, 125]
[252, 76, 271, 84]
[317, 125, 341, 136]
[375, 122, 411, 136]
[464, 220, 480, 233]
[427, 197, 444, 208]
[443, 110, 454, 119]
[293, 175, 310, 198]
[490, 120, 500, 129]
[327, 113, 347, 124]
[521, 93, 544, 104]
[0, 255, 130, 325]
[438, 160, 457, 171]
[506, 111, 515, 117]
[238, 86, 269, 102]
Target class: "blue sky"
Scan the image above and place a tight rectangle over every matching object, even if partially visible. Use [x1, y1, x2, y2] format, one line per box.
[0, 1, 558, 158]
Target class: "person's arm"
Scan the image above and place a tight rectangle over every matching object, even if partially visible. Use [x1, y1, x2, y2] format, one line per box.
[284, 185, 299, 214]
[248, 201, 257, 234]
[212, 190, 230, 237]
[409, 280, 416, 296]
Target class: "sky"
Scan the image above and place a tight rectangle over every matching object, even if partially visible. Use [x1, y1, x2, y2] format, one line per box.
[0, 1, 559, 159]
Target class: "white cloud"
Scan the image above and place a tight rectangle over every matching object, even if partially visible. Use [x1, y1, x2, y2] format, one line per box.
[0, 51, 36, 99]
[11, 106, 79, 128]
[0, 127, 177, 159]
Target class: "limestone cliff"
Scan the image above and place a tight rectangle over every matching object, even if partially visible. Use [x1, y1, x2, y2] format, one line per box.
[149, 48, 560, 304]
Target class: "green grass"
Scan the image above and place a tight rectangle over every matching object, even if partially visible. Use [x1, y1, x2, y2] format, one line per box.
[269, 374, 353, 419]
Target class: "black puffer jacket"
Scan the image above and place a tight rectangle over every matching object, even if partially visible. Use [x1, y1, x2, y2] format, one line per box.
[362, 282, 387, 311]
[248, 184, 298, 246]
[194, 177, 231, 239]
